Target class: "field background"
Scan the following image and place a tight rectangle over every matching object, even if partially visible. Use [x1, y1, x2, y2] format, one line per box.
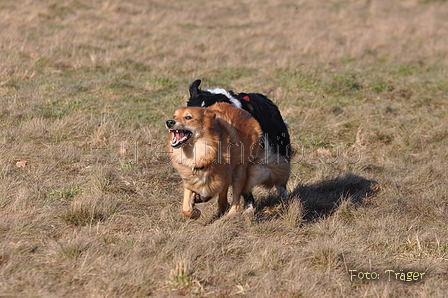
[1, 0, 447, 297]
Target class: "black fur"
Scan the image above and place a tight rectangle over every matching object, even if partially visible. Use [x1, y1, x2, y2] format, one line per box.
[186, 80, 291, 210]
[186, 79, 291, 160]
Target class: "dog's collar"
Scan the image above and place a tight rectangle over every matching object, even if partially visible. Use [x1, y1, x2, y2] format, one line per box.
[192, 165, 205, 176]
[237, 93, 251, 101]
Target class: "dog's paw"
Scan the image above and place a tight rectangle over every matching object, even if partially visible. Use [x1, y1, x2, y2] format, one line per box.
[189, 208, 201, 220]
[243, 204, 255, 215]
[227, 205, 240, 216]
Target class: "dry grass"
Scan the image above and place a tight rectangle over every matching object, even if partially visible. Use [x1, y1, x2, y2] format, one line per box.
[1, 0, 448, 297]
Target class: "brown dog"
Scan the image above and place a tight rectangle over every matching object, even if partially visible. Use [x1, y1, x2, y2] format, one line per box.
[166, 102, 290, 219]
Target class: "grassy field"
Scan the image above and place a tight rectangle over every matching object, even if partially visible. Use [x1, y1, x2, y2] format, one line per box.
[1, 0, 448, 297]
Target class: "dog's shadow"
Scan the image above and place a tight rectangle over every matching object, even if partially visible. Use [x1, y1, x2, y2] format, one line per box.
[254, 173, 379, 222]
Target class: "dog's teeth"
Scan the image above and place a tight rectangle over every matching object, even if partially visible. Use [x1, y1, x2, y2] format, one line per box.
[169, 129, 191, 148]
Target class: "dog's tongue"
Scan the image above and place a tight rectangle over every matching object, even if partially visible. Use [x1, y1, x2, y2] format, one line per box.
[170, 130, 186, 146]
[172, 130, 184, 143]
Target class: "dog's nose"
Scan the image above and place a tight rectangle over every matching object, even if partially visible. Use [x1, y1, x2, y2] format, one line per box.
[166, 120, 176, 128]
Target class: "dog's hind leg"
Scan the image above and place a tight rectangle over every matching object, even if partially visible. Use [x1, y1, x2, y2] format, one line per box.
[242, 193, 255, 212]
[217, 186, 230, 217]
[276, 184, 289, 199]
[228, 167, 247, 216]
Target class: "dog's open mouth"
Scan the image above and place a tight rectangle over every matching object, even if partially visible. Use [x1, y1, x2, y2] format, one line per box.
[170, 129, 192, 148]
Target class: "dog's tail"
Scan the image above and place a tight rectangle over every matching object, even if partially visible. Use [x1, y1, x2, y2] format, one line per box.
[244, 149, 290, 195]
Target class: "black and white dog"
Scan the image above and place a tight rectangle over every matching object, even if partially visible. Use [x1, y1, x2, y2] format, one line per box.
[186, 79, 291, 209]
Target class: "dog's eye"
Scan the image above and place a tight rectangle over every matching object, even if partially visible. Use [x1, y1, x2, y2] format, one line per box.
[184, 116, 192, 120]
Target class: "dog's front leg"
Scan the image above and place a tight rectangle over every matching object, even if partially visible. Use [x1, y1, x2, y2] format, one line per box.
[182, 188, 201, 219]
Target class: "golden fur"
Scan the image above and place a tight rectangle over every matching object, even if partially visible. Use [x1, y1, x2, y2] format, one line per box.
[166, 102, 290, 219]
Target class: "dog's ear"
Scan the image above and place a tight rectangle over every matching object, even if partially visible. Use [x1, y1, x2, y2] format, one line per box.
[189, 80, 201, 98]
[203, 108, 216, 119]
